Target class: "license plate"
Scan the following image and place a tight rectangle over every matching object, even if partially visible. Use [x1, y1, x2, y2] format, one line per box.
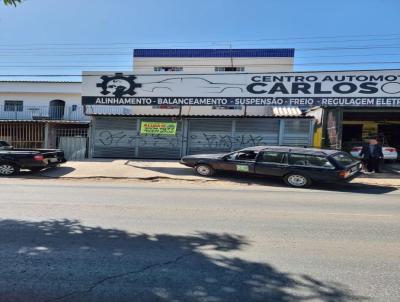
[49, 158, 59, 163]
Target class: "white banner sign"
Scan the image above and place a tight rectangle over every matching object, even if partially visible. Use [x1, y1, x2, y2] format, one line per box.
[82, 70, 400, 107]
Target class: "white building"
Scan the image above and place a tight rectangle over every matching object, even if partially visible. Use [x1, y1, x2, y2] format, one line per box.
[133, 48, 294, 74]
[0, 81, 85, 121]
[0, 80, 89, 154]
[86, 49, 315, 159]
[89, 48, 297, 117]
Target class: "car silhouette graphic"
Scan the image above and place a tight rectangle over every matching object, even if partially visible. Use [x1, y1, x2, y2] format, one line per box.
[138, 77, 246, 94]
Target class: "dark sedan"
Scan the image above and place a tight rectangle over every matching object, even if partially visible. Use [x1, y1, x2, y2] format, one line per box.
[180, 146, 362, 188]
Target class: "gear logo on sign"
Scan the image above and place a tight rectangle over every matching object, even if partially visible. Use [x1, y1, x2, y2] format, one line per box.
[96, 73, 142, 97]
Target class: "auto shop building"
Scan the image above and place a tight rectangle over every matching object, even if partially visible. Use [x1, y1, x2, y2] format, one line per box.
[83, 48, 315, 159]
[82, 62, 400, 159]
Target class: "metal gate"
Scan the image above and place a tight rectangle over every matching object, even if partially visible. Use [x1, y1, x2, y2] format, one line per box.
[55, 128, 88, 160]
[58, 137, 87, 160]
[0, 122, 44, 148]
[92, 117, 183, 159]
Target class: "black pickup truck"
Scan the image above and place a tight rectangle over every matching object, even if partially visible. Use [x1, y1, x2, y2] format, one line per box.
[0, 140, 66, 176]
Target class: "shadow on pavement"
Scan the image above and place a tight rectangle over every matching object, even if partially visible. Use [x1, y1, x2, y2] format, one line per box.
[216, 172, 397, 194]
[125, 162, 397, 194]
[125, 161, 195, 176]
[14, 166, 76, 178]
[0, 219, 366, 302]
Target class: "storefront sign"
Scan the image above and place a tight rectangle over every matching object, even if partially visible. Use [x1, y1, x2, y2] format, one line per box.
[140, 121, 177, 135]
[82, 70, 400, 107]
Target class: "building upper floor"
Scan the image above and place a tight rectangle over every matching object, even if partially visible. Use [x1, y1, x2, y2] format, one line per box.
[133, 48, 295, 74]
[0, 81, 89, 122]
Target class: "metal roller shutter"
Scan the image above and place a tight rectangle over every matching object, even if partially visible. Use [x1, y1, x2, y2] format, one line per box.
[187, 119, 233, 154]
[234, 119, 279, 149]
[93, 117, 137, 158]
[282, 119, 313, 146]
[93, 116, 183, 159]
[187, 118, 281, 155]
[137, 118, 183, 159]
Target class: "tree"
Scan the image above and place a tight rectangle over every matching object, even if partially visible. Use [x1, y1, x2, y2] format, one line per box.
[3, 0, 22, 6]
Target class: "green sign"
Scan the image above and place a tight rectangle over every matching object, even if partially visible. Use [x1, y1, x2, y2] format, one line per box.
[140, 121, 177, 135]
[236, 165, 249, 172]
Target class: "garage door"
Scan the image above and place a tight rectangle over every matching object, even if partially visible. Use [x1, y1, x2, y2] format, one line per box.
[282, 120, 313, 146]
[187, 119, 280, 155]
[92, 117, 183, 159]
[93, 117, 137, 158]
[137, 118, 183, 159]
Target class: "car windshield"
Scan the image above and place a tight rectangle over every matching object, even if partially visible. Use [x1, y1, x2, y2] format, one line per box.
[332, 152, 357, 167]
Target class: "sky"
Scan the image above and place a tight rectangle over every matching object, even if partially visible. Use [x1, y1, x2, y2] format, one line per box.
[0, 0, 399, 80]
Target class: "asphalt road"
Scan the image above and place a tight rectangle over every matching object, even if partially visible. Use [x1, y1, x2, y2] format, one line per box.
[0, 178, 399, 302]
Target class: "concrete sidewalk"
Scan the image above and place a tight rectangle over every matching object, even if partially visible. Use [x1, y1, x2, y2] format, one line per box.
[35, 159, 400, 188]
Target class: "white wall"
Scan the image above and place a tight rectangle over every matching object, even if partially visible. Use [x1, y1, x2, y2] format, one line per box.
[0, 81, 85, 120]
[130, 56, 294, 115]
[133, 57, 294, 74]
[0, 81, 81, 106]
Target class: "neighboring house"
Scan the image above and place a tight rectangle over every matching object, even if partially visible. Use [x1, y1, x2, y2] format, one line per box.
[0, 81, 89, 159]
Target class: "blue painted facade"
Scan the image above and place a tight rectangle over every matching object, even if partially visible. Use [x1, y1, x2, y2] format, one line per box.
[134, 48, 295, 58]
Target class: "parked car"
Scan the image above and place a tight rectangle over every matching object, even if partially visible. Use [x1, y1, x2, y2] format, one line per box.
[350, 146, 398, 162]
[0, 140, 66, 176]
[180, 146, 362, 188]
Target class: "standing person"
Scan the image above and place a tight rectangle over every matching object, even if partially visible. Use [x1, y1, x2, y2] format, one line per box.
[359, 138, 384, 173]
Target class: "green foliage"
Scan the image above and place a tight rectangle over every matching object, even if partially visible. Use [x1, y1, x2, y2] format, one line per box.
[3, 0, 22, 6]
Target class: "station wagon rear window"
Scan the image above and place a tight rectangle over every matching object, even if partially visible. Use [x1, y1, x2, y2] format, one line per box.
[332, 153, 356, 166]
[289, 154, 334, 168]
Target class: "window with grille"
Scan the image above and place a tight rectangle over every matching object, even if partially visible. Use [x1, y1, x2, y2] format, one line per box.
[214, 67, 245, 72]
[153, 66, 183, 72]
[4, 100, 23, 112]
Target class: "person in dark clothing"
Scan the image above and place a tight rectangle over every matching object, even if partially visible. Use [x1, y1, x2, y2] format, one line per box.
[359, 139, 384, 173]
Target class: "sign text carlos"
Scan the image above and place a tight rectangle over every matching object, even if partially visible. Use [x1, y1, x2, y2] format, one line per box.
[82, 70, 400, 107]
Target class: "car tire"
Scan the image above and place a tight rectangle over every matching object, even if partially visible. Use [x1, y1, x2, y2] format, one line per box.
[284, 173, 311, 188]
[194, 164, 215, 177]
[0, 163, 20, 176]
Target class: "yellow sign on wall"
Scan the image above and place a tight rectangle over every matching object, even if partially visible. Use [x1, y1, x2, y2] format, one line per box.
[140, 121, 177, 135]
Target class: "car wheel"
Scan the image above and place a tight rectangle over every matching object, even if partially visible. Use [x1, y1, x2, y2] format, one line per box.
[0, 163, 20, 176]
[284, 173, 311, 188]
[194, 164, 215, 177]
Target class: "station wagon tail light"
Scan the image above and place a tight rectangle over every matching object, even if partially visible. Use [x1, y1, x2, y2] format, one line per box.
[339, 170, 349, 178]
[33, 155, 44, 161]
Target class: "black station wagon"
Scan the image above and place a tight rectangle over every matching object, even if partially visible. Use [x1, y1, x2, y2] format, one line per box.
[180, 146, 362, 188]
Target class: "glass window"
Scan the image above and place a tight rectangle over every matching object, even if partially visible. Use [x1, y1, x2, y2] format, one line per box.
[307, 155, 334, 168]
[288, 154, 335, 168]
[227, 151, 258, 161]
[332, 153, 356, 167]
[258, 152, 285, 164]
[289, 154, 308, 166]
[154, 66, 183, 72]
[4, 100, 23, 112]
[215, 67, 245, 72]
